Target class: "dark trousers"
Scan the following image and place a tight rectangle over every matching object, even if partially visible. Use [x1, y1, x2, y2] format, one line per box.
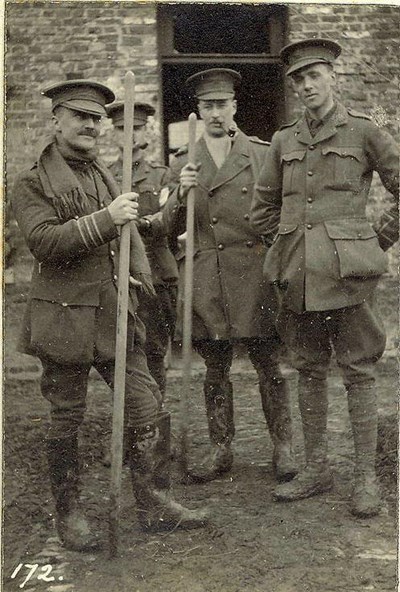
[41, 346, 160, 440]
[193, 336, 284, 383]
[276, 300, 386, 385]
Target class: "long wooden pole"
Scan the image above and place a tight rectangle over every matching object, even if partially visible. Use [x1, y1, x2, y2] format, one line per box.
[178, 113, 197, 479]
[109, 71, 135, 558]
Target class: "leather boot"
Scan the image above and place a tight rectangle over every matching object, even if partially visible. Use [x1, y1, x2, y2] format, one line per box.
[273, 375, 333, 502]
[46, 436, 101, 552]
[129, 421, 209, 532]
[347, 382, 381, 518]
[188, 380, 234, 483]
[259, 370, 297, 482]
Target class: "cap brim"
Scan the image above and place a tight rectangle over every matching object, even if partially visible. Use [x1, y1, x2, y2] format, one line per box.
[197, 91, 235, 100]
[59, 99, 107, 116]
[286, 58, 332, 76]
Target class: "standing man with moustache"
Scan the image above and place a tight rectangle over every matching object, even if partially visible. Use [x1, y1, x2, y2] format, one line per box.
[251, 39, 399, 516]
[106, 101, 178, 404]
[163, 68, 297, 484]
[11, 80, 208, 552]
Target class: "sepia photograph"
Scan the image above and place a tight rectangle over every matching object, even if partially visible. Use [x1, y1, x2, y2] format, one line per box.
[3, 1, 399, 591]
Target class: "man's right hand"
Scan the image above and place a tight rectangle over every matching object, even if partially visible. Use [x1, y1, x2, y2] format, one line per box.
[108, 192, 139, 225]
[179, 162, 201, 202]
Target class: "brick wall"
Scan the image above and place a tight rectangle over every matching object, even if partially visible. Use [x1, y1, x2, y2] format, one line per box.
[6, 0, 160, 186]
[5, 2, 399, 285]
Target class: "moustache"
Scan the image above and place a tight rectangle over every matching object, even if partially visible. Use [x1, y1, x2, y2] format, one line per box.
[78, 129, 98, 138]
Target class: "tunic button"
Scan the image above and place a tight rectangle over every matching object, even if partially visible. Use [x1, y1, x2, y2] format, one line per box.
[100, 202, 105, 207]
[244, 214, 250, 220]
[306, 224, 312, 230]
[241, 187, 248, 193]
[74, 215, 79, 220]
[114, 274, 118, 281]
[208, 190, 214, 197]
[307, 171, 313, 176]
[61, 302, 68, 307]
[357, 232, 362, 238]
[212, 217, 218, 224]
[110, 250, 115, 256]
[246, 241, 254, 248]
[309, 145, 316, 150]
[307, 197, 313, 203]
[218, 244, 224, 251]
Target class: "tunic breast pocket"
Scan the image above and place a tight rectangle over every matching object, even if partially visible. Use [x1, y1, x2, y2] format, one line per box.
[321, 146, 366, 191]
[281, 151, 306, 196]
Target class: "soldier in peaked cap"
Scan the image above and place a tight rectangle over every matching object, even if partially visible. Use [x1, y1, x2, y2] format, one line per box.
[251, 39, 399, 516]
[11, 80, 208, 552]
[163, 68, 298, 484]
[107, 101, 178, 405]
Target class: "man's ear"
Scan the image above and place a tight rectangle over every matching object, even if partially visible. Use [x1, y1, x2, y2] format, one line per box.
[52, 114, 61, 133]
[232, 99, 237, 116]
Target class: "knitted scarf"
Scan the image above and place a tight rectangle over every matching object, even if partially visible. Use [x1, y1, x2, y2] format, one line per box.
[37, 139, 154, 295]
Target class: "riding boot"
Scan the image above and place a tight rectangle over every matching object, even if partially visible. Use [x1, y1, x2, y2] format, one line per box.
[188, 380, 234, 483]
[258, 370, 297, 482]
[46, 435, 101, 552]
[347, 381, 381, 517]
[273, 375, 333, 502]
[128, 421, 209, 532]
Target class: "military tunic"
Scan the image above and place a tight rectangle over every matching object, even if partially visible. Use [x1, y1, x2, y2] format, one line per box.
[250, 102, 399, 381]
[11, 144, 160, 436]
[164, 130, 279, 341]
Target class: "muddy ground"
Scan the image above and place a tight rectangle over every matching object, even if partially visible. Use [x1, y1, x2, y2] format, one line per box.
[3, 282, 398, 592]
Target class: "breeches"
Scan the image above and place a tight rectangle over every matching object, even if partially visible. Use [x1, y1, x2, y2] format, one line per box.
[40, 343, 160, 439]
[193, 336, 283, 383]
[276, 300, 386, 385]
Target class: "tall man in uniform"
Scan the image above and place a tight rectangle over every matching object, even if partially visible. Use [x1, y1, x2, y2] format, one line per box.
[163, 68, 297, 484]
[106, 101, 178, 402]
[251, 39, 399, 517]
[11, 80, 207, 552]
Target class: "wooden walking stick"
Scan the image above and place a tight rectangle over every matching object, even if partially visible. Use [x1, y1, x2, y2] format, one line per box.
[178, 112, 197, 479]
[109, 71, 135, 558]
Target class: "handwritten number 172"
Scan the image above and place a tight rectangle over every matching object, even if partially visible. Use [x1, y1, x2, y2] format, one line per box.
[10, 563, 56, 588]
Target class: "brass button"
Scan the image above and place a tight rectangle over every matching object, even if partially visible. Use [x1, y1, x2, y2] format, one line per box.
[307, 197, 313, 203]
[242, 187, 248, 194]
[307, 171, 313, 176]
[212, 217, 218, 224]
[309, 145, 316, 150]
[246, 241, 254, 248]
[110, 250, 115, 256]
[217, 244, 224, 251]
[114, 274, 118, 281]
[306, 224, 312, 230]
[74, 215, 79, 220]
[208, 190, 214, 197]
[357, 232, 362, 238]
[61, 302, 68, 307]
[244, 214, 250, 220]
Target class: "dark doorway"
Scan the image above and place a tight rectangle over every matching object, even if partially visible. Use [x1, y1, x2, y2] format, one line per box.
[157, 4, 288, 161]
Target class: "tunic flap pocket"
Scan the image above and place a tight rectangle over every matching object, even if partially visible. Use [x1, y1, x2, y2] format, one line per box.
[277, 224, 298, 235]
[324, 221, 387, 278]
[281, 151, 306, 165]
[324, 220, 377, 240]
[321, 146, 364, 162]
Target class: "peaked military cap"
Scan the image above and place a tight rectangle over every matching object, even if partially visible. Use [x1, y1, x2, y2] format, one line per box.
[106, 101, 155, 127]
[41, 80, 115, 116]
[186, 68, 242, 100]
[280, 38, 342, 76]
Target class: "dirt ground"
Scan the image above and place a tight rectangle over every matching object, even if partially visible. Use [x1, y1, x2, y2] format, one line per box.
[3, 282, 398, 592]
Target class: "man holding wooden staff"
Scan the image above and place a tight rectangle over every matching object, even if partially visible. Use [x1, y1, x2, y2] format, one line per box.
[163, 69, 298, 484]
[11, 80, 208, 553]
